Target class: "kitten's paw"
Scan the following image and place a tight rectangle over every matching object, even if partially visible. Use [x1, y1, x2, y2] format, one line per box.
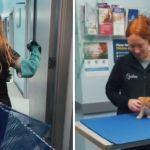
[147, 115, 150, 118]
[136, 115, 142, 119]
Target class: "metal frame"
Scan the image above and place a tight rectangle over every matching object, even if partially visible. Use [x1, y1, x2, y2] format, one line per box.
[46, 0, 73, 149]
[25, 0, 36, 98]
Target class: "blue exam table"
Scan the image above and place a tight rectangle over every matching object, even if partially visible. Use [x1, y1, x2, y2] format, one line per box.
[76, 113, 150, 150]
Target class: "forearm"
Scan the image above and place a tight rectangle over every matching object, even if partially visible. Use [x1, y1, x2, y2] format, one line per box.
[106, 87, 129, 108]
[21, 48, 40, 77]
[105, 59, 129, 108]
[14, 46, 41, 78]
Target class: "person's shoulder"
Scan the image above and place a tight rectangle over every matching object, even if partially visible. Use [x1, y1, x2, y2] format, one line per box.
[12, 49, 20, 58]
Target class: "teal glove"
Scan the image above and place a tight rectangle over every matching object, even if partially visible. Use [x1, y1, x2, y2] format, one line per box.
[21, 45, 41, 78]
[27, 40, 41, 53]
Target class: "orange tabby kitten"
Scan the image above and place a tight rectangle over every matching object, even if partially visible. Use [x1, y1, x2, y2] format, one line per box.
[137, 97, 150, 119]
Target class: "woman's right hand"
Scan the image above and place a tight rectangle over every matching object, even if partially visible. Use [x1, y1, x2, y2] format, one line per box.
[128, 99, 142, 113]
[27, 40, 41, 53]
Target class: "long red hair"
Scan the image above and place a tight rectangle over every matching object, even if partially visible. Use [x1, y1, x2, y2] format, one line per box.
[0, 16, 17, 72]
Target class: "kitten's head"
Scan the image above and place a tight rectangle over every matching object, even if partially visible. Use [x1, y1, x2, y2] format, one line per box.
[138, 97, 150, 107]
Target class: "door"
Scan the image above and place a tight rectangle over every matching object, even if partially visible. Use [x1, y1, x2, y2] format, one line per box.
[47, 0, 73, 149]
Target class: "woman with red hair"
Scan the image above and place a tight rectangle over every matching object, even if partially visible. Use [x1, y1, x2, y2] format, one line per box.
[0, 16, 41, 107]
[106, 15, 150, 150]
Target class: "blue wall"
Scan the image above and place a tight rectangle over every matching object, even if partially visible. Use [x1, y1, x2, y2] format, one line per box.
[0, 0, 25, 17]
[0, 0, 15, 16]
[0, 2, 3, 14]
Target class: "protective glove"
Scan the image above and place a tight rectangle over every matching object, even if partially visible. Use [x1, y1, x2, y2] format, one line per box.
[27, 40, 41, 53]
[20, 41, 42, 78]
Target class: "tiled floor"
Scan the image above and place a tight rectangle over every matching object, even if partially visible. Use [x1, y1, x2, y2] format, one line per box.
[7, 82, 29, 115]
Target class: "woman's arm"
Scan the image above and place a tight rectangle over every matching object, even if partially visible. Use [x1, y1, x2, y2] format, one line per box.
[13, 41, 41, 78]
[105, 60, 129, 108]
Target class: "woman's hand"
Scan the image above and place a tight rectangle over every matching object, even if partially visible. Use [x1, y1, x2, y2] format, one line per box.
[27, 40, 41, 53]
[128, 99, 142, 112]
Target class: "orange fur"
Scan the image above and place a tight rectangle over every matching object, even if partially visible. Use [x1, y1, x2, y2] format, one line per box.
[137, 97, 150, 119]
[0, 16, 17, 72]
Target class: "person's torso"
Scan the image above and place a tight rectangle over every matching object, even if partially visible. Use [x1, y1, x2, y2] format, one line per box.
[118, 54, 150, 99]
[0, 63, 9, 97]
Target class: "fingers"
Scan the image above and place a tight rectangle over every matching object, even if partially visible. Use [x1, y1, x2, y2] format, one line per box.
[131, 104, 141, 112]
[128, 99, 142, 112]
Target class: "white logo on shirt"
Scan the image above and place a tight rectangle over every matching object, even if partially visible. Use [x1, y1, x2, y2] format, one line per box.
[126, 73, 138, 80]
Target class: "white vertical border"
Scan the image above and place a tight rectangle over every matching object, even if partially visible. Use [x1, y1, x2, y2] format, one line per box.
[73, 0, 75, 149]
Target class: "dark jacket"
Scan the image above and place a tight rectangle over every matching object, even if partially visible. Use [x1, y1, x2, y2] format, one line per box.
[0, 50, 20, 107]
[106, 53, 150, 114]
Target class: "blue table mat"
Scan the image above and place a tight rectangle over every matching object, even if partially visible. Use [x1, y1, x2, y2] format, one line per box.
[80, 113, 150, 145]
